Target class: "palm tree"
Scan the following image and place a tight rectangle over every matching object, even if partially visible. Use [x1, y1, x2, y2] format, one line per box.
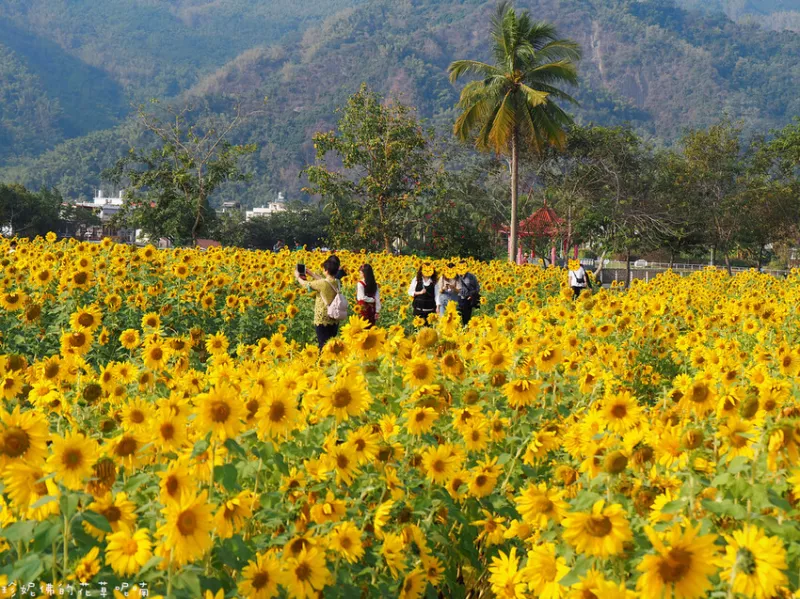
[448, 1, 581, 262]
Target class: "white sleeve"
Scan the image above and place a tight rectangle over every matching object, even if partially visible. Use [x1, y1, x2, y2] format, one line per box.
[408, 278, 417, 298]
[375, 288, 381, 313]
[357, 282, 366, 302]
[434, 280, 442, 307]
[568, 271, 576, 286]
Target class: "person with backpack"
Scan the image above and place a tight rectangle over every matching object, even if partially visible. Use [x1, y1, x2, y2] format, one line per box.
[408, 264, 439, 323]
[295, 256, 348, 349]
[568, 259, 588, 300]
[356, 264, 381, 327]
[456, 262, 480, 326]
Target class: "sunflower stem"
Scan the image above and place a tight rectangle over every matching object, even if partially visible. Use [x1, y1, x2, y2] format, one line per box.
[500, 439, 528, 493]
[208, 439, 216, 504]
[63, 514, 70, 577]
[166, 560, 173, 598]
[52, 539, 57, 584]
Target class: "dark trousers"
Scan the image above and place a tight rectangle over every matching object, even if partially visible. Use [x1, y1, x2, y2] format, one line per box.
[315, 324, 339, 350]
[458, 301, 473, 326]
[572, 286, 585, 300]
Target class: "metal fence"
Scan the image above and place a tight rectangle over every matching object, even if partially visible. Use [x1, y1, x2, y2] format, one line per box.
[594, 266, 790, 286]
[580, 259, 789, 280]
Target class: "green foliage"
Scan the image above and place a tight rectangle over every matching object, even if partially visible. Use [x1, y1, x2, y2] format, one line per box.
[235, 207, 330, 251]
[303, 84, 434, 253]
[106, 104, 257, 246]
[0, 184, 61, 237]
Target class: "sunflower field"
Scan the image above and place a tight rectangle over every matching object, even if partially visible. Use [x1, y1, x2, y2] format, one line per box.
[1, 235, 800, 599]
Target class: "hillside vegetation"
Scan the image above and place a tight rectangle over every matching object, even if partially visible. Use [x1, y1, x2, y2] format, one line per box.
[1, 0, 799, 201]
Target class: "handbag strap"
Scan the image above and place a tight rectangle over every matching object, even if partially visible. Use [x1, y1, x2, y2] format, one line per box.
[323, 280, 340, 307]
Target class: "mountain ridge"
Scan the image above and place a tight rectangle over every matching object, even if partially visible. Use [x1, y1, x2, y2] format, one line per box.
[1, 0, 799, 202]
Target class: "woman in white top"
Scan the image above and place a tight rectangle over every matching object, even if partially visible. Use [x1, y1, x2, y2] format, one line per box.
[356, 264, 381, 326]
[568, 260, 588, 299]
[408, 265, 440, 321]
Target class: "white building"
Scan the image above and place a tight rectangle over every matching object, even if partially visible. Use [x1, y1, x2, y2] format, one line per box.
[245, 193, 287, 221]
[75, 189, 126, 222]
[66, 190, 135, 242]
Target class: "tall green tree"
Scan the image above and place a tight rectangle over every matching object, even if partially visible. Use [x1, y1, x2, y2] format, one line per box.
[677, 120, 748, 273]
[303, 84, 434, 253]
[448, 1, 581, 262]
[105, 103, 256, 246]
[0, 184, 61, 237]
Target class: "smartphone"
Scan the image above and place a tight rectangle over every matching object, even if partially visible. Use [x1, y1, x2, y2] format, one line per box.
[297, 263, 306, 279]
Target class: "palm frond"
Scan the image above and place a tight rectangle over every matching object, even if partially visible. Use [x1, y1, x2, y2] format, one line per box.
[448, 60, 502, 83]
[534, 39, 583, 63]
[518, 84, 549, 109]
[487, 91, 517, 152]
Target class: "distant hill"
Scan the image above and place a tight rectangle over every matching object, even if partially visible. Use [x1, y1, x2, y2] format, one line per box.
[678, 0, 800, 28]
[1, 0, 799, 202]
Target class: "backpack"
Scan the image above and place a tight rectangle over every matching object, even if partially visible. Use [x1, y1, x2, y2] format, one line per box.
[461, 273, 481, 309]
[325, 281, 349, 321]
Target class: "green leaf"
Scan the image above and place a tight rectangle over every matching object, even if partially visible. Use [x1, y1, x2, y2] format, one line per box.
[31, 495, 58, 509]
[214, 463, 239, 492]
[224, 438, 246, 457]
[191, 438, 210, 458]
[11, 554, 43, 583]
[33, 519, 63, 552]
[60, 494, 80, 520]
[559, 555, 592, 586]
[701, 499, 747, 520]
[727, 456, 750, 475]
[497, 453, 512, 466]
[768, 491, 793, 513]
[2, 520, 36, 543]
[83, 510, 113, 533]
[571, 492, 602, 511]
[174, 570, 202, 596]
[660, 500, 685, 514]
[124, 472, 150, 494]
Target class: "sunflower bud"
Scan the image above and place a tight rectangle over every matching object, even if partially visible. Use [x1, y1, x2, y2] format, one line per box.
[682, 429, 704, 450]
[491, 373, 507, 388]
[739, 394, 760, 420]
[604, 451, 628, 474]
[462, 390, 480, 405]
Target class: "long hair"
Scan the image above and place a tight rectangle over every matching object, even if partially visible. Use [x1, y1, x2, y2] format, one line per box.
[360, 264, 378, 296]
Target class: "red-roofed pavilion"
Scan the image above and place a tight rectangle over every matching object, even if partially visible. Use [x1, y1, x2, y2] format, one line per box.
[503, 200, 573, 264]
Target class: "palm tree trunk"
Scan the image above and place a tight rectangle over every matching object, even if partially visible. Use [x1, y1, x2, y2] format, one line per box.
[509, 128, 519, 263]
[625, 250, 632, 288]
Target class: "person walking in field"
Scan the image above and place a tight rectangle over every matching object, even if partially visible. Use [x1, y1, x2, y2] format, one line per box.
[438, 263, 461, 316]
[568, 259, 588, 300]
[295, 256, 345, 349]
[408, 263, 439, 322]
[456, 261, 480, 326]
[356, 263, 381, 326]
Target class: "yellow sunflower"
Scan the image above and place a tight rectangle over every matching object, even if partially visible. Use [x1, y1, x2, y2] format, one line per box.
[156, 490, 215, 567]
[636, 523, 719, 599]
[720, 525, 787, 599]
[47, 430, 100, 490]
[561, 500, 632, 558]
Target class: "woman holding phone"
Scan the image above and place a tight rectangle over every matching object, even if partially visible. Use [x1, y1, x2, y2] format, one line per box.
[295, 257, 342, 349]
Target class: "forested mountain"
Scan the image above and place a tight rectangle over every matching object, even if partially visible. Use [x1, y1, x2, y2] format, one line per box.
[1, 0, 799, 202]
[677, 0, 800, 29]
